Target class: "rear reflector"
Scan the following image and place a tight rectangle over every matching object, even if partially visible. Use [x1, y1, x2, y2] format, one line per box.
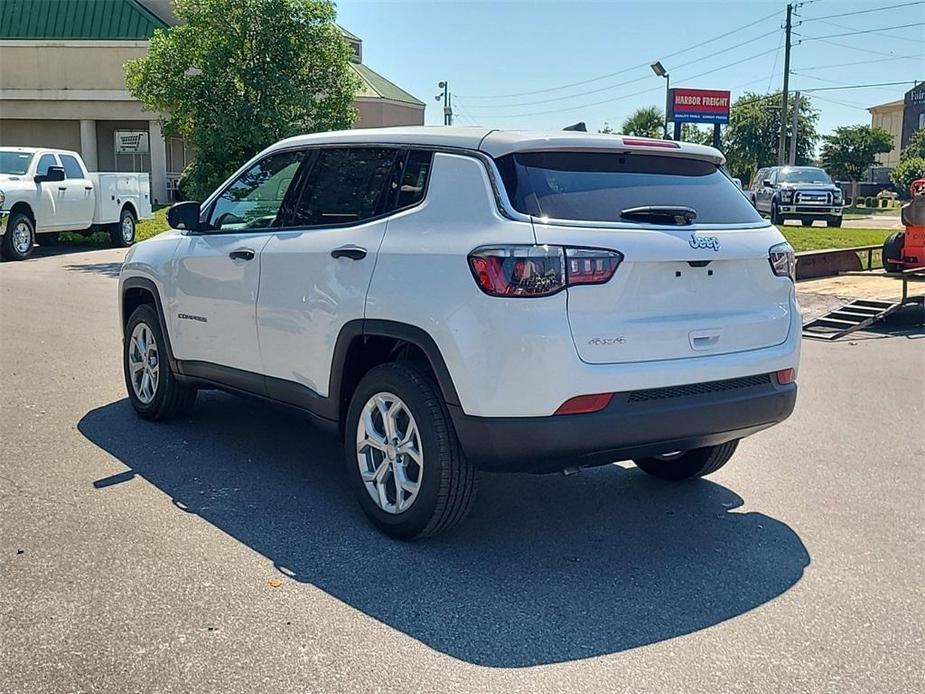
[554, 393, 614, 415]
[621, 137, 681, 149]
[775, 368, 796, 385]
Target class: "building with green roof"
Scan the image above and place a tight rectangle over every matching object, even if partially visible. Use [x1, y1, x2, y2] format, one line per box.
[0, 0, 424, 204]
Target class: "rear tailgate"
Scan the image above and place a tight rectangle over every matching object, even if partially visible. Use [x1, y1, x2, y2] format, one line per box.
[533, 222, 793, 364]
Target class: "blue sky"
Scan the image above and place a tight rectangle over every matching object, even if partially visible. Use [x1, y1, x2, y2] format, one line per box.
[336, 0, 924, 137]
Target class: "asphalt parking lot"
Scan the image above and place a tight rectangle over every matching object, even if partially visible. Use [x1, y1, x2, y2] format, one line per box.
[1, 245, 923, 693]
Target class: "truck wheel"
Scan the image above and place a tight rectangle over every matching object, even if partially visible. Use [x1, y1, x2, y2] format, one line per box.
[634, 440, 739, 481]
[800, 218, 813, 227]
[124, 304, 197, 420]
[882, 231, 905, 273]
[345, 362, 477, 540]
[1, 212, 35, 261]
[40, 233, 60, 246]
[826, 216, 842, 228]
[770, 202, 784, 226]
[110, 207, 136, 248]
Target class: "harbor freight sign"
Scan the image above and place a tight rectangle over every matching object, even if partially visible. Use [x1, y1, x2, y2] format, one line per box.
[669, 88, 731, 124]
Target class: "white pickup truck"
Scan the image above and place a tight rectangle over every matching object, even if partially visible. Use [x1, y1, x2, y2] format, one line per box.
[0, 147, 153, 260]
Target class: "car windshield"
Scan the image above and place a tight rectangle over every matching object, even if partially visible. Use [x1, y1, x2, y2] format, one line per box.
[0, 151, 33, 175]
[496, 151, 762, 225]
[777, 167, 831, 184]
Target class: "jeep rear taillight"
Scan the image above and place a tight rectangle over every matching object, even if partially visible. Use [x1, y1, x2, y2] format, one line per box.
[468, 246, 622, 297]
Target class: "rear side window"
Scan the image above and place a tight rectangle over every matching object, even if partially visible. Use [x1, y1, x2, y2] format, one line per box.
[395, 149, 433, 209]
[290, 147, 398, 226]
[59, 154, 84, 179]
[496, 151, 762, 225]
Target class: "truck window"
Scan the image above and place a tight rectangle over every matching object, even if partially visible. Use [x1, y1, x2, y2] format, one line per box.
[36, 154, 58, 175]
[59, 154, 85, 179]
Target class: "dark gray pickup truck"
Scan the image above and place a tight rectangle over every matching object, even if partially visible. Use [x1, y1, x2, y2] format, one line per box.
[748, 165, 843, 227]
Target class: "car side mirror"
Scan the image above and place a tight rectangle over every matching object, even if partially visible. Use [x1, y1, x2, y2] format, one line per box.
[35, 165, 66, 183]
[167, 200, 202, 231]
[762, 180, 773, 188]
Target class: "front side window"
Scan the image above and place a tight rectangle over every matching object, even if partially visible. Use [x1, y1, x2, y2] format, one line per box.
[36, 154, 58, 176]
[290, 147, 398, 227]
[59, 154, 85, 179]
[0, 151, 33, 175]
[207, 150, 305, 231]
[497, 151, 763, 225]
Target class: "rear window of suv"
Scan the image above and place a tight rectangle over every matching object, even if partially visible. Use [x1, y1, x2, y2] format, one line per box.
[495, 151, 762, 225]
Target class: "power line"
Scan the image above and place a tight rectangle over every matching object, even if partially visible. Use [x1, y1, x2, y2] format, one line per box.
[801, 80, 920, 93]
[810, 94, 874, 111]
[812, 17, 925, 44]
[797, 55, 925, 70]
[798, 0, 925, 21]
[464, 45, 782, 119]
[464, 27, 781, 110]
[808, 36, 923, 59]
[455, 8, 782, 99]
[797, 22, 925, 41]
[766, 29, 785, 93]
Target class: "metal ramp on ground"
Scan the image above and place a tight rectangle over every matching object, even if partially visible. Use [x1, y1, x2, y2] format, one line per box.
[802, 299, 901, 340]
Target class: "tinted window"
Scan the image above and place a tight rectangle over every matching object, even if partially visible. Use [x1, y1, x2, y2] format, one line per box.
[777, 167, 831, 184]
[36, 154, 57, 176]
[291, 147, 397, 226]
[208, 150, 305, 231]
[395, 149, 433, 209]
[59, 154, 84, 179]
[497, 151, 763, 225]
[751, 169, 767, 190]
[0, 151, 33, 175]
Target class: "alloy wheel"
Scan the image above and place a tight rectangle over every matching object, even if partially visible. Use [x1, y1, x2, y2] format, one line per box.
[356, 391, 423, 514]
[12, 221, 32, 255]
[128, 322, 159, 404]
[121, 215, 135, 243]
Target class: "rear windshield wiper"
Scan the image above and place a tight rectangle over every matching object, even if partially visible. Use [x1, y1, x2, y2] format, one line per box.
[620, 206, 697, 225]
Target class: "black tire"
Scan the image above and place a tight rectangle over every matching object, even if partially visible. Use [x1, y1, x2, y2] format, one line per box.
[882, 231, 905, 273]
[770, 201, 784, 226]
[826, 216, 842, 228]
[345, 362, 477, 540]
[800, 218, 814, 227]
[109, 207, 136, 248]
[1, 211, 35, 261]
[123, 304, 196, 420]
[634, 440, 739, 481]
[40, 232, 60, 246]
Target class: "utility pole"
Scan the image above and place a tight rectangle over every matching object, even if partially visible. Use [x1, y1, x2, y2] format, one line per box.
[436, 81, 453, 126]
[777, 3, 793, 165]
[788, 91, 800, 165]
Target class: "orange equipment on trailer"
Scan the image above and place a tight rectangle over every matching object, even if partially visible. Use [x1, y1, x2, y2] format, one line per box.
[883, 178, 925, 273]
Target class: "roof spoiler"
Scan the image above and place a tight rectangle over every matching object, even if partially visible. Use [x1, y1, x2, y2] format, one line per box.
[562, 122, 588, 132]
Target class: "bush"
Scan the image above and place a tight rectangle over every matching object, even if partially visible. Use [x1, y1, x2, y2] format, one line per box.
[890, 156, 925, 197]
[866, 196, 876, 207]
[880, 198, 889, 208]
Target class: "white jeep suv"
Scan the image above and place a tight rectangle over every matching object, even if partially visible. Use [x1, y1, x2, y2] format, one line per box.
[118, 127, 800, 539]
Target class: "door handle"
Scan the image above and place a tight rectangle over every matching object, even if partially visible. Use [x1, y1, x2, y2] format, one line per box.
[84, 186, 93, 191]
[229, 248, 255, 261]
[331, 245, 367, 260]
[57, 186, 67, 191]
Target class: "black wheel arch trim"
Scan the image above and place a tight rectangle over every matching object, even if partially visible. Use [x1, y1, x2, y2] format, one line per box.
[121, 276, 179, 372]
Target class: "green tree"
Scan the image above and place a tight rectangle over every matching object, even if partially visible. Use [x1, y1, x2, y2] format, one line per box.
[621, 106, 665, 138]
[126, 0, 358, 200]
[681, 124, 714, 146]
[890, 157, 925, 194]
[819, 125, 893, 182]
[900, 127, 925, 161]
[723, 91, 819, 182]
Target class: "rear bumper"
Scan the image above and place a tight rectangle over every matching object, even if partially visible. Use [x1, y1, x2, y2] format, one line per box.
[449, 375, 796, 473]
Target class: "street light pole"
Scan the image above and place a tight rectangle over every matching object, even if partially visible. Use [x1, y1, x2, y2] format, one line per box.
[435, 81, 452, 126]
[651, 61, 670, 139]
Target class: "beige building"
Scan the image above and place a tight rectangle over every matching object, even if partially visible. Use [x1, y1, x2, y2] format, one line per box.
[868, 99, 904, 167]
[0, 0, 424, 205]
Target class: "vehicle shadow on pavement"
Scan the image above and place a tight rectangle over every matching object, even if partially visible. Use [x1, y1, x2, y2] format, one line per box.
[79, 393, 810, 668]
